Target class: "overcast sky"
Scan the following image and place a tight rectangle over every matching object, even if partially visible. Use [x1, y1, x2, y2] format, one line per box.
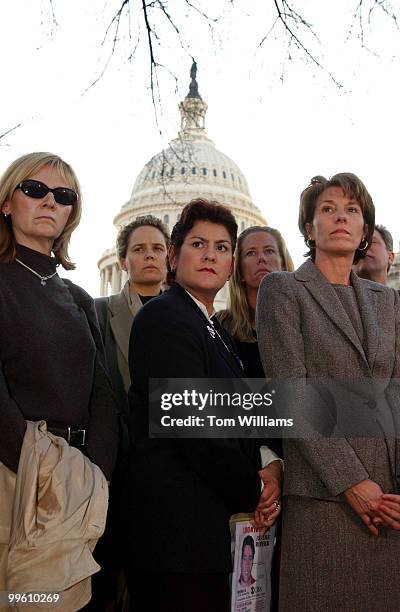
[1, 0, 399, 295]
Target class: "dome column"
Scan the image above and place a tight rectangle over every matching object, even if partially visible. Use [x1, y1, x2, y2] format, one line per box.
[99, 269, 106, 296]
[111, 264, 120, 293]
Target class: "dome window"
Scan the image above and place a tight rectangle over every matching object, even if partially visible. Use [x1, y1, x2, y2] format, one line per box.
[152, 171, 156, 179]
[164, 214, 169, 224]
[192, 167, 197, 175]
[223, 171, 227, 179]
[202, 168, 207, 175]
[181, 167, 186, 175]
[213, 169, 217, 177]
[238, 176, 241, 184]
[231, 174, 234, 181]
[170, 167, 175, 176]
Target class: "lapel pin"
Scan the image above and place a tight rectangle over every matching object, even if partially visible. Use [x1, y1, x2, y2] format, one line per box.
[207, 325, 216, 338]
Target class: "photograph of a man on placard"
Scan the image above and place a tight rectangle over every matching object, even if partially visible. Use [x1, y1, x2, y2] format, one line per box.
[238, 535, 256, 588]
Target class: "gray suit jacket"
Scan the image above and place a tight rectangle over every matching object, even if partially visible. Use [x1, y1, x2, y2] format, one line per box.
[95, 284, 142, 422]
[256, 259, 400, 500]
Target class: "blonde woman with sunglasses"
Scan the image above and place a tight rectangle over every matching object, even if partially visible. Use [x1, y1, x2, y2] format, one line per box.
[0, 152, 118, 607]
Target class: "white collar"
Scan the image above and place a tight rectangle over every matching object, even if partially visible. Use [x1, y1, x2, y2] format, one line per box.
[184, 289, 216, 322]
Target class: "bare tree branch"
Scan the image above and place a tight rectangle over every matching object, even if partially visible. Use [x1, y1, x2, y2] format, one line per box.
[183, 0, 220, 23]
[0, 122, 22, 141]
[266, 0, 343, 88]
[48, 0, 59, 28]
[348, 0, 399, 50]
[43, 0, 59, 37]
[370, 0, 399, 29]
[280, 0, 321, 43]
[101, 0, 130, 49]
[258, 16, 280, 48]
[80, 0, 131, 95]
[155, 1, 189, 53]
[142, 0, 158, 109]
[52, 0, 400, 117]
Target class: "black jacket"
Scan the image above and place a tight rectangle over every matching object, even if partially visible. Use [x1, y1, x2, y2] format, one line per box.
[124, 283, 262, 573]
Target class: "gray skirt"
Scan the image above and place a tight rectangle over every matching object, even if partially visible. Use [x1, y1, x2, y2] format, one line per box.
[279, 495, 400, 612]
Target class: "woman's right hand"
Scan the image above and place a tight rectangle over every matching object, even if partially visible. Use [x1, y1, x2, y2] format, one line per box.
[344, 479, 383, 536]
[374, 494, 400, 531]
[253, 461, 283, 534]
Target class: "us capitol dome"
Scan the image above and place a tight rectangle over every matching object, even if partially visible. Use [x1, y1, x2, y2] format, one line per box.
[98, 63, 267, 308]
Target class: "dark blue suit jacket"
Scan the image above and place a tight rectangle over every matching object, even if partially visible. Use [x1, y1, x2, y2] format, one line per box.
[124, 282, 264, 573]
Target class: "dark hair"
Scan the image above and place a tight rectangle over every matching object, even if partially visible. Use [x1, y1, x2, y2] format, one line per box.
[375, 224, 393, 252]
[298, 173, 375, 264]
[241, 535, 255, 558]
[116, 215, 170, 260]
[167, 199, 237, 283]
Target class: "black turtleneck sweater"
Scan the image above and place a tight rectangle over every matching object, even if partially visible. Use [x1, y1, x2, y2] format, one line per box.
[0, 244, 118, 477]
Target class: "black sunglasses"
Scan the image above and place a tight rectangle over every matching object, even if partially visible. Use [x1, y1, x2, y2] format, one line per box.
[16, 179, 78, 206]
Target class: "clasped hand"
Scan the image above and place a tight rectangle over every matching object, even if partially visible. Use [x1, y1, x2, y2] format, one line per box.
[344, 479, 400, 536]
[253, 460, 283, 535]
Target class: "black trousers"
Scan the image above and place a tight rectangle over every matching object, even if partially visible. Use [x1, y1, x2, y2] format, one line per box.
[82, 470, 128, 612]
[124, 570, 230, 612]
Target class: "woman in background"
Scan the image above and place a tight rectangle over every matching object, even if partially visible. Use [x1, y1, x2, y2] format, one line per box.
[92, 215, 169, 612]
[219, 225, 293, 377]
[219, 225, 292, 611]
[95, 215, 169, 417]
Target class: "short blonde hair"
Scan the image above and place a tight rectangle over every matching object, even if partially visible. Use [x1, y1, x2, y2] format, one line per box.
[0, 152, 82, 269]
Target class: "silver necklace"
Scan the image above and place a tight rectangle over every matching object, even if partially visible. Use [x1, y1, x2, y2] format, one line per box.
[15, 258, 57, 286]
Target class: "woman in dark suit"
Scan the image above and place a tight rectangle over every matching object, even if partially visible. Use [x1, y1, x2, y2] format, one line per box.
[256, 173, 400, 612]
[124, 199, 282, 612]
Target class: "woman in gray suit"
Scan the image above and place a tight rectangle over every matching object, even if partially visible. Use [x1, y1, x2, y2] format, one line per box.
[256, 173, 400, 612]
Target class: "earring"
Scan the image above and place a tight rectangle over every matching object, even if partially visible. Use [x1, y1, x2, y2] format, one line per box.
[358, 238, 369, 251]
[306, 236, 315, 248]
[3, 212, 7, 218]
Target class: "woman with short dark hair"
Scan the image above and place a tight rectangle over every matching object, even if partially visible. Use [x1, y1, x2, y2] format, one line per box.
[123, 199, 279, 612]
[257, 173, 400, 611]
[95, 215, 169, 407]
[93, 215, 169, 611]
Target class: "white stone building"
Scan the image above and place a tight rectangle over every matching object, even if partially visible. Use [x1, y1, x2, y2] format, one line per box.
[98, 65, 267, 308]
